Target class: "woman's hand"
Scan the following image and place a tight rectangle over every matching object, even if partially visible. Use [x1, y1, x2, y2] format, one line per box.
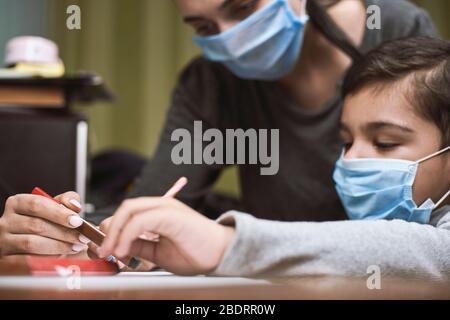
[0, 192, 90, 257]
[98, 197, 235, 275]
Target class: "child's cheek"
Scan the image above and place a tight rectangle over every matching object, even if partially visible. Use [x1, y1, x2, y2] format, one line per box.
[413, 160, 446, 205]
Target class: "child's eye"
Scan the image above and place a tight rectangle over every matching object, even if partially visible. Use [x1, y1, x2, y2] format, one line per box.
[239, 0, 258, 11]
[375, 142, 400, 150]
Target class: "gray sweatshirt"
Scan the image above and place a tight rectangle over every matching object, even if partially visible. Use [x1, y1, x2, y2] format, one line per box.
[213, 206, 450, 281]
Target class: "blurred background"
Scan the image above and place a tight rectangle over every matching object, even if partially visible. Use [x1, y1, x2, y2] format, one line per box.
[0, 0, 449, 196]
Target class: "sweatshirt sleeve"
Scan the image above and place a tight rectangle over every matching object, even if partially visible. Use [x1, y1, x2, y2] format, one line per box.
[212, 211, 450, 281]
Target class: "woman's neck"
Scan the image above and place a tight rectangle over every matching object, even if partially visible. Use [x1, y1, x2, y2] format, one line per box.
[278, 0, 366, 110]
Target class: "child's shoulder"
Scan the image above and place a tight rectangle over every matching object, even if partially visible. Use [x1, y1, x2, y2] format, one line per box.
[430, 206, 450, 229]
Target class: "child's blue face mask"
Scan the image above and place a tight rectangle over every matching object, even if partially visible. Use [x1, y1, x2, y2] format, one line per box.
[333, 146, 450, 224]
[193, 0, 309, 80]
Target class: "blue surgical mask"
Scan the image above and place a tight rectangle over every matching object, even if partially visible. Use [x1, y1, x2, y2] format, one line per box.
[333, 146, 450, 224]
[193, 0, 309, 80]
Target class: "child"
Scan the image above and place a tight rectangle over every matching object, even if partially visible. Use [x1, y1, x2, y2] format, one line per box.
[99, 37, 450, 280]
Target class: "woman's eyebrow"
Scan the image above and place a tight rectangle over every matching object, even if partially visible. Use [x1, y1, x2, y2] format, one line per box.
[183, 0, 236, 23]
[366, 122, 415, 133]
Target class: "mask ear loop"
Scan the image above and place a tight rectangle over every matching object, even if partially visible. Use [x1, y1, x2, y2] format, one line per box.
[416, 146, 450, 164]
[415, 146, 450, 209]
[435, 190, 450, 209]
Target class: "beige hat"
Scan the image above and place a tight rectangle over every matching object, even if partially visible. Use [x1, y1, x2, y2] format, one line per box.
[4, 36, 60, 66]
[1, 36, 64, 78]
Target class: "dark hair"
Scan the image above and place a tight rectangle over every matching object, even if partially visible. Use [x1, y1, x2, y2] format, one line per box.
[307, 0, 362, 61]
[343, 36, 450, 145]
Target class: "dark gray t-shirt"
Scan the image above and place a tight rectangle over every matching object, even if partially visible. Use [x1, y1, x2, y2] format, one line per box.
[127, 0, 439, 222]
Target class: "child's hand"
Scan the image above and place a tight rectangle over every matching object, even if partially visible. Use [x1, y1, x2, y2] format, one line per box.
[98, 197, 235, 275]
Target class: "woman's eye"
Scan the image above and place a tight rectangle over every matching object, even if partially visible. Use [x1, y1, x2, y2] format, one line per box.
[231, 0, 259, 18]
[195, 24, 216, 36]
[196, 27, 208, 36]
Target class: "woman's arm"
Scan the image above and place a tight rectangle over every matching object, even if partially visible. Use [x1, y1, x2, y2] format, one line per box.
[214, 210, 450, 280]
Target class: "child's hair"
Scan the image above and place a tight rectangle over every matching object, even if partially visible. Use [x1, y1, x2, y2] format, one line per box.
[343, 37, 450, 146]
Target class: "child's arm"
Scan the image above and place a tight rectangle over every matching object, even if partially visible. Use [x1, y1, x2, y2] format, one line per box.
[213, 210, 450, 281]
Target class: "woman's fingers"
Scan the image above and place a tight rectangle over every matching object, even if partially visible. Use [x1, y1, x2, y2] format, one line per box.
[0, 194, 86, 257]
[54, 191, 82, 213]
[7, 214, 90, 245]
[6, 194, 83, 229]
[100, 197, 163, 254]
[5, 234, 87, 256]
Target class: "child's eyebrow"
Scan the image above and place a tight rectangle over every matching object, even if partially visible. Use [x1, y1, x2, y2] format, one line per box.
[365, 122, 415, 134]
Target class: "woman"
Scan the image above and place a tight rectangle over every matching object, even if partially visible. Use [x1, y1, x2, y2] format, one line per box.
[98, 37, 450, 280]
[0, 0, 439, 256]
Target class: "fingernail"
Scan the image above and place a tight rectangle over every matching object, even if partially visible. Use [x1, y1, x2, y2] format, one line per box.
[79, 234, 91, 244]
[72, 244, 85, 252]
[70, 199, 82, 209]
[69, 215, 83, 227]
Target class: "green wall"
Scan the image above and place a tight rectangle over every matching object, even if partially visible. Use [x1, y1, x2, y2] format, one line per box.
[0, 0, 48, 62]
[414, 0, 450, 39]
